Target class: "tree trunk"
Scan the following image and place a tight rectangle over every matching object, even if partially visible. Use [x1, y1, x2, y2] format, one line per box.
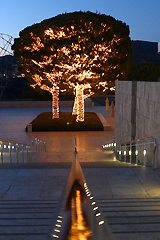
[76, 84, 84, 122]
[72, 95, 78, 115]
[52, 86, 59, 119]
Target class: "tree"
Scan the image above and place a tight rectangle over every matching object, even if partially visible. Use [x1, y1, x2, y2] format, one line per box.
[12, 11, 132, 121]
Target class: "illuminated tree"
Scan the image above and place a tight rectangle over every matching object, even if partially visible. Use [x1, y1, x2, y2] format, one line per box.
[12, 11, 132, 121]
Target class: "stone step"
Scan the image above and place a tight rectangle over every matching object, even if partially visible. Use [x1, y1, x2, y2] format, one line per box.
[0, 200, 58, 240]
[96, 198, 160, 240]
[114, 232, 160, 240]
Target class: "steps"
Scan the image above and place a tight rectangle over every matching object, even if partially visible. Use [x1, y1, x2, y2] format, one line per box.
[0, 200, 58, 240]
[96, 198, 160, 240]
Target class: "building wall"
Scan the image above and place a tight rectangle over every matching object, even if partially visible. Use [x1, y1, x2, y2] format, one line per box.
[115, 80, 160, 167]
[115, 80, 132, 143]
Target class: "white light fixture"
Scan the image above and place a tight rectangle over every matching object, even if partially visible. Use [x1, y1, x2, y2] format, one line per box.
[96, 213, 101, 217]
[57, 220, 62, 223]
[93, 207, 98, 211]
[55, 224, 61, 228]
[99, 221, 104, 225]
[143, 149, 147, 156]
[52, 235, 59, 238]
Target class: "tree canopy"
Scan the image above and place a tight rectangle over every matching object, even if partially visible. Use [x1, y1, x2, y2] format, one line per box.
[12, 11, 132, 91]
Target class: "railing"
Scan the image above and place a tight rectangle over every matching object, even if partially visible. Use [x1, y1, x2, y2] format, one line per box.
[0, 137, 46, 165]
[50, 149, 114, 240]
[31, 138, 46, 152]
[102, 137, 156, 167]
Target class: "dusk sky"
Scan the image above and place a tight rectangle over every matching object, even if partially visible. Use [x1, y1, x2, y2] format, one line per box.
[0, 0, 160, 42]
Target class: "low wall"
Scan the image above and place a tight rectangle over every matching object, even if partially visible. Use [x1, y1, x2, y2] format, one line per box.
[0, 100, 94, 108]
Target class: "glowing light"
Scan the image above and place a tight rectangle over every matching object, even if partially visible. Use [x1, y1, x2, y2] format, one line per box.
[93, 207, 98, 211]
[99, 221, 104, 225]
[96, 213, 101, 217]
[135, 150, 138, 156]
[129, 150, 132, 155]
[57, 220, 62, 223]
[55, 224, 61, 228]
[52, 235, 59, 238]
[143, 149, 147, 156]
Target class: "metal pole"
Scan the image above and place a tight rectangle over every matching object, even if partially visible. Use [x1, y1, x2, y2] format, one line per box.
[129, 143, 132, 164]
[143, 144, 146, 166]
[119, 145, 122, 161]
[9, 143, 12, 163]
[135, 143, 138, 165]
[21, 144, 24, 163]
[16, 144, 19, 163]
[124, 145, 127, 162]
[1, 147, 3, 165]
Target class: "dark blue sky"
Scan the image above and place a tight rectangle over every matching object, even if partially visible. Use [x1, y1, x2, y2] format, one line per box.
[0, 0, 160, 42]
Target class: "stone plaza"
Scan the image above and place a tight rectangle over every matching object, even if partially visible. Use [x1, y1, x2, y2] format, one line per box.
[1, 104, 160, 239]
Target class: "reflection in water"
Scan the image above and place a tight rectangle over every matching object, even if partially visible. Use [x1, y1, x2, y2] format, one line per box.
[68, 189, 92, 240]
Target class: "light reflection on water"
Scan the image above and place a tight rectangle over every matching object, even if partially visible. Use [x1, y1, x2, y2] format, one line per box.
[68, 189, 92, 240]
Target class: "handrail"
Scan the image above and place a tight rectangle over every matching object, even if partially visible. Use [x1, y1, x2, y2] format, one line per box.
[50, 148, 115, 240]
[0, 137, 46, 165]
[102, 137, 156, 167]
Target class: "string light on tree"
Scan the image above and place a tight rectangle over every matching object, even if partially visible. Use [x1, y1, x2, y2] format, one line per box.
[12, 11, 132, 122]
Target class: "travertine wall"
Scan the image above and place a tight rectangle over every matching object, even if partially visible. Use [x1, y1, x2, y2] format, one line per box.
[115, 80, 160, 167]
[115, 80, 132, 143]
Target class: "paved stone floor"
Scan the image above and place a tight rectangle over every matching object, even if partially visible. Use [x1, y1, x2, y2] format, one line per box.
[1, 107, 160, 239]
[0, 106, 115, 163]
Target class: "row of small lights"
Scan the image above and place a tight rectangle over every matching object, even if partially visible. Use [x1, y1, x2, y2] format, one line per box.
[118, 149, 147, 156]
[32, 138, 46, 144]
[84, 182, 105, 226]
[52, 215, 63, 239]
[51, 181, 106, 239]
[102, 142, 147, 156]
[0, 143, 30, 150]
[102, 142, 116, 149]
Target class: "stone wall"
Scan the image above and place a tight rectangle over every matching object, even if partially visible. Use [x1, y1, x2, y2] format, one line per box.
[115, 80, 160, 167]
[115, 80, 132, 143]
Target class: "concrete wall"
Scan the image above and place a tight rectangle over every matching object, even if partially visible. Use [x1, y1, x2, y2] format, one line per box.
[115, 80, 160, 167]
